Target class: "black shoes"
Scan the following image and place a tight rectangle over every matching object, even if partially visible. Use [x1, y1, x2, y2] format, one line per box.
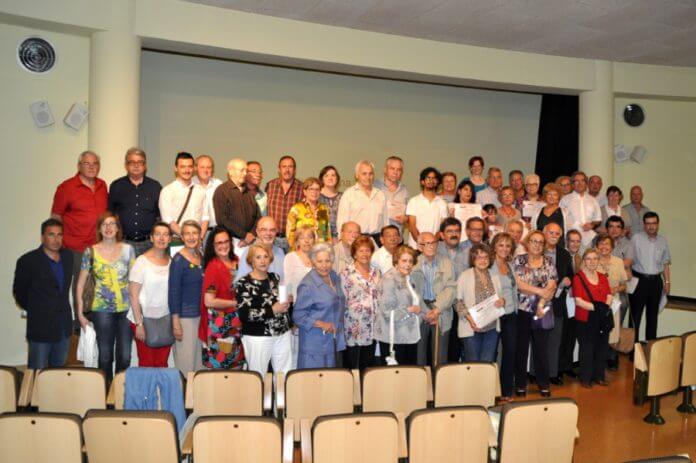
[564, 370, 578, 379]
[540, 389, 551, 397]
[607, 358, 619, 371]
[515, 388, 527, 397]
[550, 376, 564, 386]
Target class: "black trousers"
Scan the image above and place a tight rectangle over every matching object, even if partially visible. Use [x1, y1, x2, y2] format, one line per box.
[514, 311, 550, 390]
[448, 310, 462, 362]
[559, 316, 577, 373]
[629, 275, 663, 341]
[379, 342, 418, 366]
[499, 312, 517, 397]
[576, 321, 609, 384]
[343, 342, 376, 370]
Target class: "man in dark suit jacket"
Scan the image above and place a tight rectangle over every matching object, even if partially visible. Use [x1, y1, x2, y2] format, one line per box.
[13, 218, 74, 369]
[543, 222, 574, 385]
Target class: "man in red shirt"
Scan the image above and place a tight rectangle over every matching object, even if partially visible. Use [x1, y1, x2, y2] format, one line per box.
[51, 150, 108, 309]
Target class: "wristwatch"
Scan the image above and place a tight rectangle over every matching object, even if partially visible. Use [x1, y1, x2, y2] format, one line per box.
[135, 320, 144, 327]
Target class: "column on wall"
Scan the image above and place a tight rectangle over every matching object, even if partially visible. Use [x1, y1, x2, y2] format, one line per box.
[579, 60, 614, 183]
[89, 0, 140, 181]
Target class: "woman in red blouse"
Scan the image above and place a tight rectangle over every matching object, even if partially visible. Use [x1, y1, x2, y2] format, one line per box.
[572, 248, 613, 388]
[199, 227, 245, 369]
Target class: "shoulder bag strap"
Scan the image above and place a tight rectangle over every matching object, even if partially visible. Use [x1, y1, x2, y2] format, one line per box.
[176, 185, 194, 225]
[577, 272, 596, 304]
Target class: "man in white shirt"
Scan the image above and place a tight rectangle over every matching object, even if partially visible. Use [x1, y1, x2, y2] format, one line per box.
[191, 155, 223, 230]
[559, 171, 601, 247]
[371, 225, 402, 274]
[476, 167, 503, 208]
[406, 167, 448, 248]
[235, 216, 285, 283]
[336, 160, 389, 245]
[159, 152, 209, 239]
[374, 156, 409, 233]
[588, 175, 607, 208]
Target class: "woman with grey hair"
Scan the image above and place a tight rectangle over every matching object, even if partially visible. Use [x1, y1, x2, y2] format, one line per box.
[293, 242, 346, 368]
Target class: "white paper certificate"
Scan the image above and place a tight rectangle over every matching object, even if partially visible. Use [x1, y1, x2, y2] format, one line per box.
[522, 200, 544, 220]
[468, 294, 504, 328]
[449, 203, 482, 241]
[387, 200, 406, 220]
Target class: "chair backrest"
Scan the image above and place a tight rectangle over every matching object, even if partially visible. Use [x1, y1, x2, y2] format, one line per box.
[285, 368, 354, 437]
[408, 406, 489, 463]
[0, 366, 19, 413]
[624, 456, 692, 463]
[313, 412, 399, 463]
[193, 370, 263, 416]
[193, 416, 282, 463]
[646, 336, 683, 396]
[362, 366, 427, 416]
[33, 367, 106, 416]
[83, 410, 180, 463]
[0, 412, 82, 462]
[681, 331, 696, 387]
[434, 363, 497, 408]
[498, 398, 578, 463]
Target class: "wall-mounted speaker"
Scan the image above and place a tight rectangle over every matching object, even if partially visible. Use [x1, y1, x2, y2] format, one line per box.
[64, 103, 89, 131]
[613, 144, 630, 163]
[630, 145, 647, 164]
[30, 100, 55, 128]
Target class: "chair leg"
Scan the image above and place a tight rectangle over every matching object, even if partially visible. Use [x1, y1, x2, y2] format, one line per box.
[676, 387, 696, 414]
[643, 396, 666, 425]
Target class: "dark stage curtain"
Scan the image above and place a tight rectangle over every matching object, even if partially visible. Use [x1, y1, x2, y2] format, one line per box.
[535, 94, 579, 186]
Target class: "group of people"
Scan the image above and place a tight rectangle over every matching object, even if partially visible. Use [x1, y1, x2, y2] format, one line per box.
[14, 148, 671, 400]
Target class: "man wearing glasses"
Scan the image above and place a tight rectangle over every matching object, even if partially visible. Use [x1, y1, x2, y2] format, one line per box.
[412, 231, 456, 367]
[406, 167, 448, 248]
[108, 147, 162, 257]
[51, 150, 108, 309]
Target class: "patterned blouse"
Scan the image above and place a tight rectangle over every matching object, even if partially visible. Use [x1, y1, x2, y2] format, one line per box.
[286, 200, 332, 249]
[81, 244, 135, 313]
[474, 269, 497, 331]
[235, 272, 290, 337]
[512, 254, 558, 313]
[341, 263, 382, 347]
[319, 192, 343, 238]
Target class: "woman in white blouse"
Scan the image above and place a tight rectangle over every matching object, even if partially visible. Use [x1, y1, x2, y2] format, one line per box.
[599, 186, 630, 233]
[128, 222, 173, 367]
[283, 224, 316, 368]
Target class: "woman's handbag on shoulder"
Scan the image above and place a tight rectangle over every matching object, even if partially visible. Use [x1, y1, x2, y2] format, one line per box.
[81, 247, 96, 314]
[577, 275, 615, 335]
[143, 314, 175, 348]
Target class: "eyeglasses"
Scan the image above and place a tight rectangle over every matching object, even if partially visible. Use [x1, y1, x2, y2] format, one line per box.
[81, 162, 99, 167]
[475, 254, 490, 260]
[102, 222, 118, 228]
[529, 239, 544, 246]
[127, 160, 145, 166]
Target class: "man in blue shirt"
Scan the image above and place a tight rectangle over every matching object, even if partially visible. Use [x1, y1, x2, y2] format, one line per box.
[13, 219, 74, 369]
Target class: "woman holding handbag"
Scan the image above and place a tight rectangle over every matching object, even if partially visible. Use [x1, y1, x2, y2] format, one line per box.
[76, 211, 136, 383]
[572, 248, 614, 388]
[199, 227, 245, 369]
[512, 230, 558, 397]
[128, 222, 174, 367]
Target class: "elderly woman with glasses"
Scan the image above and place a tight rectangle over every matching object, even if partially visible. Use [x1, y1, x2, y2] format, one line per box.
[512, 230, 558, 397]
[286, 177, 331, 249]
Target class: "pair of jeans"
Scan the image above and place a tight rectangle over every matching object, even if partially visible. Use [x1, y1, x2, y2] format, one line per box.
[28, 334, 71, 369]
[91, 311, 132, 383]
[498, 313, 517, 397]
[461, 330, 499, 362]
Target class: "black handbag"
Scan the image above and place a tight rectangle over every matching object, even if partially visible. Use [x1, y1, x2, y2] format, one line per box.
[143, 314, 175, 348]
[577, 274, 615, 335]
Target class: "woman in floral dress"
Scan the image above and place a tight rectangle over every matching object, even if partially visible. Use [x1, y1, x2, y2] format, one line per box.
[199, 227, 245, 369]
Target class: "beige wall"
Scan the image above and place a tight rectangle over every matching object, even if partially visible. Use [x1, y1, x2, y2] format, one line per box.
[0, 23, 90, 364]
[140, 50, 541, 194]
[614, 97, 696, 298]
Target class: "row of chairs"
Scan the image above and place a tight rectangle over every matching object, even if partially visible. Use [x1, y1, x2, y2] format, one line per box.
[633, 331, 696, 424]
[0, 399, 578, 462]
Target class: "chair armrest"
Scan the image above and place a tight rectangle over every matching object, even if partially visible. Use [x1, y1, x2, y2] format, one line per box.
[300, 418, 312, 463]
[18, 369, 34, 407]
[263, 372, 273, 413]
[634, 343, 648, 376]
[394, 411, 408, 459]
[276, 371, 286, 415]
[283, 418, 294, 463]
[30, 369, 41, 407]
[185, 372, 195, 410]
[350, 369, 361, 408]
[493, 363, 502, 397]
[106, 376, 116, 406]
[424, 366, 433, 403]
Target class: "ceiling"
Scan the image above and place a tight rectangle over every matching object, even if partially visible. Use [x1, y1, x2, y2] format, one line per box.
[184, 0, 696, 67]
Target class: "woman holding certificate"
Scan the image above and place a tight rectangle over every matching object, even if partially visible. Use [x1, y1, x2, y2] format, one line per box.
[512, 230, 558, 397]
[456, 243, 505, 362]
